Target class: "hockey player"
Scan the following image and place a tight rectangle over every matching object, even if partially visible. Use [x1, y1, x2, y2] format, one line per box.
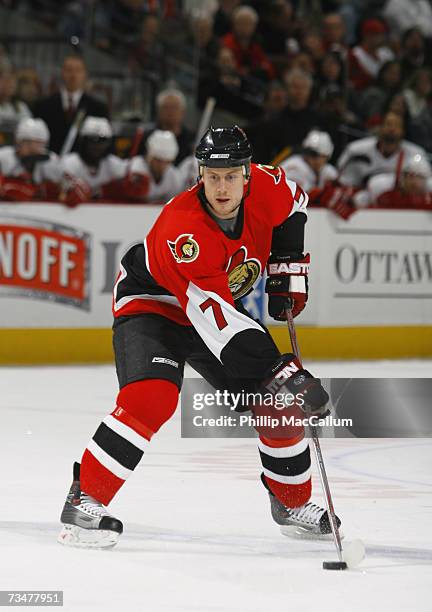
[129, 129, 183, 203]
[0, 117, 59, 201]
[281, 130, 356, 220]
[354, 152, 432, 210]
[59, 116, 148, 206]
[58, 126, 339, 549]
[280, 130, 337, 192]
[337, 111, 427, 187]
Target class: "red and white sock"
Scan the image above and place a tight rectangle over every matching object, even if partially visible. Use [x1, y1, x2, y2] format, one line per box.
[80, 379, 179, 505]
[258, 432, 312, 508]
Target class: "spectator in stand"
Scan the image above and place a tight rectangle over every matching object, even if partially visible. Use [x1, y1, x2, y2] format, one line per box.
[315, 51, 346, 99]
[198, 46, 262, 120]
[248, 67, 320, 163]
[256, 0, 295, 72]
[316, 84, 363, 161]
[261, 80, 288, 120]
[222, 5, 276, 83]
[357, 60, 402, 127]
[383, 0, 432, 39]
[399, 28, 430, 81]
[280, 129, 337, 191]
[322, 13, 347, 54]
[187, 13, 220, 82]
[348, 18, 394, 91]
[58, 116, 148, 207]
[93, 0, 148, 52]
[15, 68, 42, 109]
[354, 153, 432, 210]
[0, 65, 32, 124]
[337, 111, 428, 188]
[213, 0, 242, 37]
[289, 51, 317, 77]
[403, 68, 432, 122]
[130, 129, 183, 203]
[0, 118, 59, 202]
[384, 91, 411, 125]
[140, 88, 194, 165]
[301, 30, 325, 64]
[128, 13, 163, 76]
[32, 55, 109, 154]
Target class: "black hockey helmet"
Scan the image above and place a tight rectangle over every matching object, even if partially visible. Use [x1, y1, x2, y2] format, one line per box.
[195, 126, 252, 177]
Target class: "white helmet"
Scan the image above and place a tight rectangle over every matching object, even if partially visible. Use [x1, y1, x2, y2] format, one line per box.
[15, 118, 49, 144]
[302, 130, 334, 158]
[80, 116, 112, 139]
[147, 130, 179, 162]
[402, 153, 431, 178]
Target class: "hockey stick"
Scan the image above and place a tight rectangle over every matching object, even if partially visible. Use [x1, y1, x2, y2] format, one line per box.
[129, 125, 145, 158]
[284, 303, 347, 570]
[194, 96, 216, 148]
[60, 109, 86, 157]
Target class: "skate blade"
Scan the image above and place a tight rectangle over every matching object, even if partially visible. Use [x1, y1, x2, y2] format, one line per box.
[280, 524, 345, 541]
[58, 524, 120, 549]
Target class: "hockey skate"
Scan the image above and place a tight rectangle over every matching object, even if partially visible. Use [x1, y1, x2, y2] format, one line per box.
[268, 492, 342, 539]
[58, 462, 123, 549]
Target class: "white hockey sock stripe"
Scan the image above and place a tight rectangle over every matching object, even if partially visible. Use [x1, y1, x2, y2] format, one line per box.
[87, 439, 133, 481]
[103, 414, 150, 452]
[258, 437, 309, 458]
[262, 466, 311, 485]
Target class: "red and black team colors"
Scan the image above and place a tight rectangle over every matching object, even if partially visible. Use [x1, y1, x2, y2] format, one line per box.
[58, 126, 339, 549]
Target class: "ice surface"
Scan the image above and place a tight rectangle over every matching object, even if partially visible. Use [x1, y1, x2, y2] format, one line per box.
[0, 362, 431, 611]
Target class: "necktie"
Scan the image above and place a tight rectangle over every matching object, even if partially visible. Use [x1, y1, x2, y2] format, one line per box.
[66, 95, 75, 122]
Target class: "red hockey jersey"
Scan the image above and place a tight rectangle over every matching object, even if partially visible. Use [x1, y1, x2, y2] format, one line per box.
[113, 163, 308, 375]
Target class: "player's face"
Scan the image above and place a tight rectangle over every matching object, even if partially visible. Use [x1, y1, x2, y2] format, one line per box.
[202, 166, 246, 219]
[16, 139, 46, 157]
[61, 58, 87, 92]
[149, 157, 171, 181]
[307, 153, 328, 173]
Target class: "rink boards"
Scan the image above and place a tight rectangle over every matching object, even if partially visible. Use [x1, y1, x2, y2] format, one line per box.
[0, 203, 431, 363]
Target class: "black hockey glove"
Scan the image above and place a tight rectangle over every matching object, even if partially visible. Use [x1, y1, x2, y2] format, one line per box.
[265, 253, 309, 320]
[263, 353, 329, 417]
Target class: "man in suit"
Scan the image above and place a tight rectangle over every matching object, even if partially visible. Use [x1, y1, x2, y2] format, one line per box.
[139, 88, 194, 165]
[32, 55, 109, 154]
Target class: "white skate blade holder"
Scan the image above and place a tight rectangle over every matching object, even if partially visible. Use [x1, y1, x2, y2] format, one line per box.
[58, 524, 120, 549]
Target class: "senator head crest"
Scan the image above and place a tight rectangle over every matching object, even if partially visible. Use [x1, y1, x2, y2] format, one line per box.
[167, 233, 200, 263]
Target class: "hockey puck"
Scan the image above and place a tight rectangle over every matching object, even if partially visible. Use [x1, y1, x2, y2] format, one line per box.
[322, 561, 348, 570]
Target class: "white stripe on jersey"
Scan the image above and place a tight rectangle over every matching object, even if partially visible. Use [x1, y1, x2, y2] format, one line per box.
[285, 177, 309, 217]
[262, 466, 311, 485]
[144, 237, 152, 275]
[258, 437, 309, 458]
[87, 439, 133, 481]
[185, 282, 266, 362]
[113, 261, 182, 312]
[114, 292, 181, 312]
[103, 414, 150, 451]
[113, 262, 127, 305]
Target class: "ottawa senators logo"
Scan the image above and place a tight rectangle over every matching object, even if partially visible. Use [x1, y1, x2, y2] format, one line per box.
[167, 233, 200, 263]
[256, 164, 282, 184]
[226, 246, 261, 299]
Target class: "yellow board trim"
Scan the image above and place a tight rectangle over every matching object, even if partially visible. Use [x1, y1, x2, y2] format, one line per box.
[0, 326, 431, 364]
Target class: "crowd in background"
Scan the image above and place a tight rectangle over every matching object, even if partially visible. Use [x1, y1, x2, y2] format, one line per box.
[0, 0, 431, 214]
